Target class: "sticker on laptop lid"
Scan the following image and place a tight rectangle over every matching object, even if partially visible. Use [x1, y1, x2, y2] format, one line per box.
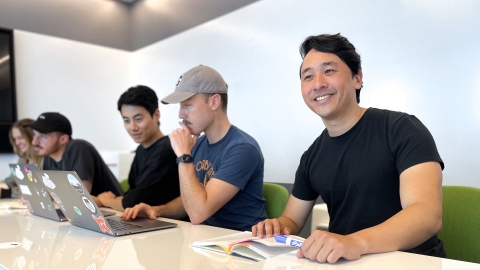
[47, 205, 52, 211]
[92, 216, 113, 235]
[50, 192, 65, 212]
[67, 174, 84, 194]
[24, 200, 33, 213]
[40, 202, 45, 209]
[14, 165, 24, 180]
[74, 206, 82, 216]
[42, 173, 56, 189]
[19, 185, 32, 195]
[23, 165, 33, 182]
[82, 196, 96, 214]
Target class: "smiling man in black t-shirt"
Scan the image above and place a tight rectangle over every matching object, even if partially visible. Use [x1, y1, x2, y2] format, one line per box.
[96, 86, 182, 218]
[252, 33, 445, 263]
[28, 112, 123, 201]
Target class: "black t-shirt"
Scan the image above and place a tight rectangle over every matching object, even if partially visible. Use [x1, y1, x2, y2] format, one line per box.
[293, 108, 446, 257]
[43, 139, 123, 196]
[122, 136, 180, 209]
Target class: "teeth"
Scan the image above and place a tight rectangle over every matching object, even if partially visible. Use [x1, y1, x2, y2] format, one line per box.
[315, 95, 330, 101]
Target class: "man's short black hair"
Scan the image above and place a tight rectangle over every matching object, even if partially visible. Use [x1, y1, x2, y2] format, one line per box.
[118, 85, 159, 115]
[299, 33, 363, 103]
[118, 85, 160, 125]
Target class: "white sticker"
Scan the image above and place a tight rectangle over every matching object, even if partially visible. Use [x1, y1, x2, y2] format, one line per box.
[51, 192, 65, 212]
[42, 173, 56, 189]
[81, 196, 96, 214]
[15, 165, 24, 180]
[19, 185, 32, 195]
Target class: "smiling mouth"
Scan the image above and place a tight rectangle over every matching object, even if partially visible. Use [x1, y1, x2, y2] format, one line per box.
[315, 94, 333, 101]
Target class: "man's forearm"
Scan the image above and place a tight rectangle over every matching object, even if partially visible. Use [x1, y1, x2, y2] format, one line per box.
[154, 196, 187, 219]
[103, 196, 124, 212]
[177, 163, 209, 221]
[350, 202, 442, 255]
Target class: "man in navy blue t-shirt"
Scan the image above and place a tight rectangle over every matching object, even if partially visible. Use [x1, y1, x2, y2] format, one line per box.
[122, 65, 267, 231]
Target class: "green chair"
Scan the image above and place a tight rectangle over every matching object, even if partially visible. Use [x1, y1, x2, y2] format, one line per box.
[438, 185, 480, 263]
[263, 183, 290, 219]
[120, 179, 129, 193]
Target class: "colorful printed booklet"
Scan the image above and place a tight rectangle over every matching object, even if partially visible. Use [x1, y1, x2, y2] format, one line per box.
[190, 231, 303, 261]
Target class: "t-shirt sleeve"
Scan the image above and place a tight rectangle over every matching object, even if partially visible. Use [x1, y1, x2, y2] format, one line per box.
[292, 150, 319, 201]
[65, 142, 96, 183]
[212, 143, 262, 190]
[389, 114, 444, 174]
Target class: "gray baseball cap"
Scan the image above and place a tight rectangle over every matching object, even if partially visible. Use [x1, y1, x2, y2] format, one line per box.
[161, 65, 228, 104]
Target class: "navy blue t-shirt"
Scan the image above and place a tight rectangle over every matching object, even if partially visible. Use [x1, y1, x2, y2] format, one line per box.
[191, 125, 267, 231]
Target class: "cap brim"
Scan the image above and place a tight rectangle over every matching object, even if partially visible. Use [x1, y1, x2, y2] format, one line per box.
[161, 91, 196, 104]
[24, 122, 56, 134]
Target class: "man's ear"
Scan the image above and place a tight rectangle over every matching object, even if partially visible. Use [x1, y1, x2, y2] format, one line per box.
[210, 94, 221, 111]
[59, 134, 70, 145]
[153, 108, 160, 121]
[354, 69, 363, 90]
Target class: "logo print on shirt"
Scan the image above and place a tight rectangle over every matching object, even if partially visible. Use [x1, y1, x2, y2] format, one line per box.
[92, 237, 113, 261]
[92, 216, 113, 235]
[196, 160, 215, 186]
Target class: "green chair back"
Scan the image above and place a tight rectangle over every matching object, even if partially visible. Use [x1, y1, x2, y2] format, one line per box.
[120, 179, 129, 193]
[438, 185, 480, 263]
[263, 183, 289, 219]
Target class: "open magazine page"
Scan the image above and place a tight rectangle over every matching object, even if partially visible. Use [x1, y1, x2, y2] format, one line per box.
[191, 231, 259, 253]
[190, 232, 304, 261]
[232, 237, 299, 259]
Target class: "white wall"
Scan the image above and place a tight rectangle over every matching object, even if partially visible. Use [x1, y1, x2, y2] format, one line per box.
[0, 30, 136, 180]
[1, 0, 479, 188]
[132, 0, 480, 187]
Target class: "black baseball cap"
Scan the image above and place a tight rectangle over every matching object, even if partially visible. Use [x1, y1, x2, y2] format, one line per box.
[25, 112, 72, 136]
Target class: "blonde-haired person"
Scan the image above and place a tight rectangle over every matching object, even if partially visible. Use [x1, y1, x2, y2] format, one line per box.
[0, 119, 43, 198]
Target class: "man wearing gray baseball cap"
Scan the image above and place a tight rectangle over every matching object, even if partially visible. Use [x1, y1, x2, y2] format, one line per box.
[122, 65, 267, 231]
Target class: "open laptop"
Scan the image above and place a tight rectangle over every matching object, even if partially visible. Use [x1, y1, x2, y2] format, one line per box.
[37, 170, 177, 236]
[9, 164, 68, 221]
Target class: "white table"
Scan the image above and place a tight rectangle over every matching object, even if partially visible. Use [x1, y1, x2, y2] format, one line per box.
[1, 199, 479, 270]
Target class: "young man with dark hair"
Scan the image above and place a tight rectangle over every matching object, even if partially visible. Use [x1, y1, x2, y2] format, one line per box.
[28, 112, 123, 201]
[252, 33, 445, 263]
[96, 86, 181, 217]
[122, 66, 267, 231]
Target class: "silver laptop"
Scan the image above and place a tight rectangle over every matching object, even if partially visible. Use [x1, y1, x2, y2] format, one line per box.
[9, 164, 68, 222]
[38, 170, 177, 236]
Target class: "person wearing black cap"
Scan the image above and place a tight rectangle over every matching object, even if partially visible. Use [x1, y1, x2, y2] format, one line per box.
[27, 112, 123, 200]
[122, 65, 267, 231]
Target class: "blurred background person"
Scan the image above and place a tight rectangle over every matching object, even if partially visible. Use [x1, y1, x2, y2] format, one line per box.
[0, 118, 43, 198]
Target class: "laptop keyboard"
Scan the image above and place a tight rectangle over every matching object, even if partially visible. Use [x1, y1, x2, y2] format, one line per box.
[107, 219, 145, 231]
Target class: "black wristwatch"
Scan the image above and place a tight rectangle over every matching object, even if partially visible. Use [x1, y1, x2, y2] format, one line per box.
[176, 154, 193, 164]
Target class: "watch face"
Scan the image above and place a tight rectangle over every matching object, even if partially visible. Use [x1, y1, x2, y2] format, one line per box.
[177, 154, 193, 163]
